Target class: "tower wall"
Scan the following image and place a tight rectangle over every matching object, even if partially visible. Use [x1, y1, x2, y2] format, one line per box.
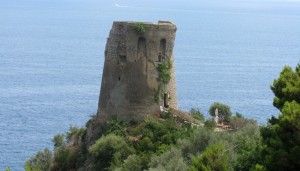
[97, 21, 177, 121]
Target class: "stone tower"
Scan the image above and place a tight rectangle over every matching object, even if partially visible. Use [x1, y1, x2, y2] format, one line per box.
[97, 21, 178, 121]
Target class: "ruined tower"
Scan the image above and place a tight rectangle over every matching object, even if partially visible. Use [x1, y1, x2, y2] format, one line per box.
[97, 21, 178, 121]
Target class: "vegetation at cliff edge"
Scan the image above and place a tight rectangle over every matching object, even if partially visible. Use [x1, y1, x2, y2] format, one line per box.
[24, 64, 300, 171]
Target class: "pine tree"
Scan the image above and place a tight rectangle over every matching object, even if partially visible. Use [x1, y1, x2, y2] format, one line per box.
[260, 64, 300, 170]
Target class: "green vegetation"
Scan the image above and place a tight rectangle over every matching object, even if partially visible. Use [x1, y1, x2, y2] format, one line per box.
[259, 64, 300, 170]
[153, 85, 162, 102]
[87, 116, 196, 170]
[204, 118, 216, 129]
[25, 113, 259, 171]
[157, 59, 172, 84]
[190, 108, 205, 122]
[132, 22, 146, 35]
[229, 114, 256, 129]
[271, 64, 300, 110]
[89, 134, 134, 170]
[154, 59, 172, 103]
[190, 143, 229, 171]
[25, 148, 52, 171]
[42, 126, 87, 171]
[209, 102, 232, 122]
[24, 63, 300, 171]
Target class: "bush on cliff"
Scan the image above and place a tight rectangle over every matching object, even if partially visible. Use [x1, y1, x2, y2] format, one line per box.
[25, 114, 261, 171]
[189, 143, 229, 171]
[89, 134, 134, 170]
[25, 148, 52, 171]
[190, 108, 205, 122]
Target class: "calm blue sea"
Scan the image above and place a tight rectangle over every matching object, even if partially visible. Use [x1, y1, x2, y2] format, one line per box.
[1, 0, 300, 170]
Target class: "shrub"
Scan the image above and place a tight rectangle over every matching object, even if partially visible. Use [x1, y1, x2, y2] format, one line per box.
[89, 134, 134, 169]
[230, 116, 256, 129]
[25, 148, 52, 171]
[250, 164, 267, 171]
[235, 112, 243, 118]
[190, 143, 229, 171]
[177, 128, 213, 159]
[121, 154, 143, 171]
[148, 147, 188, 171]
[51, 147, 79, 171]
[161, 111, 172, 119]
[157, 59, 172, 84]
[66, 126, 86, 142]
[138, 137, 155, 152]
[209, 102, 232, 122]
[232, 125, 262, 170]
[102, 116, 128, 136]
[190, 108, 205, 121]
[133, 22, 146, 35]
[204, 119, 216, 129]
[50, 129, 84, 170]
[52, 134, 65, 148]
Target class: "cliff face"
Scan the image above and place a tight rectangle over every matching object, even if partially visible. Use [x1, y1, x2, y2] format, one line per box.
[97, 21, 178, 121]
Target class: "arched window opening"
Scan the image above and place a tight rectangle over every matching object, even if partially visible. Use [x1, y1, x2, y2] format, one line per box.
[159, 39, 166, 62]
[137, 37, 146, 59]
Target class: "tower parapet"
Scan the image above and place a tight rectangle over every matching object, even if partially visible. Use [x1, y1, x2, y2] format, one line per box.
[97, 21, 178, 121]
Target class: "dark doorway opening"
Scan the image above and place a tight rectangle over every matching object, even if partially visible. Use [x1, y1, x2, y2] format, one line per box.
[164, 93, 169, 108]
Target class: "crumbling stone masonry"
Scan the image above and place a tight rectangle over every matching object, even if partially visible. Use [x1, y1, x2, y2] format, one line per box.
[97, 21, 178, 121]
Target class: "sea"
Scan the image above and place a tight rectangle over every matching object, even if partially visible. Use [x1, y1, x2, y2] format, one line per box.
[0, 0, 300, 170]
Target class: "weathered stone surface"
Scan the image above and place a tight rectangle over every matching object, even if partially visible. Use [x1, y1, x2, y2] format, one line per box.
[97, 21, 178, 121]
